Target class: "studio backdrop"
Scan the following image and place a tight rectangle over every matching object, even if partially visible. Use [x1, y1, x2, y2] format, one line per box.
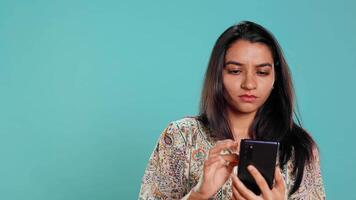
[1, 0, 355, 199]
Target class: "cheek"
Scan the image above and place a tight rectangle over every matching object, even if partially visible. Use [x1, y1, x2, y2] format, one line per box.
[261, 75, 275, 89]
[256, 78, 273, 94]
[222, 78, 239, 101]
[222, 78, 231, 92]
[224, 83, 238, 98]
[223, 77, 241, 91]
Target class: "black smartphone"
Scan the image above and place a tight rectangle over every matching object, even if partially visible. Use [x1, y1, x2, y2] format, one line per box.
[237, 139, 279, 195]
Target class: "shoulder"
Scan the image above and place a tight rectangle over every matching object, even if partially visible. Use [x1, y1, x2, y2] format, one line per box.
[288, 146, 321, 172]
[172, 116, 201, 132]
[289, 147, 325, 198]
[311, 147, 321, 162]
[160, 116, 201, 147]
[288, 145, 321, 169]
[307, 147, 322, 172]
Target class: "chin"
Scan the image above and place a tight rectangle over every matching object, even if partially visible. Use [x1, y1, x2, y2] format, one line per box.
[238, 109, 258, 114]
[230, 105, 258, 114]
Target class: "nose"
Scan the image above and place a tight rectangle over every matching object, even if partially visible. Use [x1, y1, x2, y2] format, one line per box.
[241, 73, 257, 90]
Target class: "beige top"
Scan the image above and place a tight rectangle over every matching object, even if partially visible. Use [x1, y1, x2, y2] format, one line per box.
[139, 117, 326, 199]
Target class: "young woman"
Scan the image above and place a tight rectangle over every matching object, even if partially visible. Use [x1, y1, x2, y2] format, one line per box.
[139, 21, 325, 200]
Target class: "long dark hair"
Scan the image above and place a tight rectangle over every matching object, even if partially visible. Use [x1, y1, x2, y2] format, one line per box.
[198, 21, 316, 195]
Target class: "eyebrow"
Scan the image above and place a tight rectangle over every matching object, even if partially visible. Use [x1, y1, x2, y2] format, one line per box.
[225, 61, 273, 68]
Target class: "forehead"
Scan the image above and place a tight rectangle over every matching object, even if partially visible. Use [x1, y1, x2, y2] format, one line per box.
[225, 40, 273, 63]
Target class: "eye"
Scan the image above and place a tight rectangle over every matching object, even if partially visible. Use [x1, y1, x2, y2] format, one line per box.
[228, 69, 242, 75]
[256, 70, 270, 76]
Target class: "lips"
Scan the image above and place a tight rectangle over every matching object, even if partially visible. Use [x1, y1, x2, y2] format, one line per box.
[238, 94, 257, 102]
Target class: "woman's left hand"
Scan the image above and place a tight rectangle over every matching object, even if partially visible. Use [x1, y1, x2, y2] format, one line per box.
[231, 165, 286, 200]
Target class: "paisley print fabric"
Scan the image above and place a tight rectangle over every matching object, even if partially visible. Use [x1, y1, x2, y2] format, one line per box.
[139, 117, 325, 200]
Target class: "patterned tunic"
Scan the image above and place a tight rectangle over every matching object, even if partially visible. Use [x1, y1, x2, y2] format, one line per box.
[139, 117, 325, 200]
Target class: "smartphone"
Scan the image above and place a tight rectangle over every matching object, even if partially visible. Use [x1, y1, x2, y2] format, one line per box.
[237, 139, 279, 195]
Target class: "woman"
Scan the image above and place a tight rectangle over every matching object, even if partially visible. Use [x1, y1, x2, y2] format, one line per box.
[139, 21, 325, 199]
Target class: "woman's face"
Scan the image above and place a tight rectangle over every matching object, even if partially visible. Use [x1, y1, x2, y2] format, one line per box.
[223, 40, 275, 115]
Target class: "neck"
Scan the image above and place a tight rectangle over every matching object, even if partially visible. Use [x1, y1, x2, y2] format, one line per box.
[226, 108, 256, 141]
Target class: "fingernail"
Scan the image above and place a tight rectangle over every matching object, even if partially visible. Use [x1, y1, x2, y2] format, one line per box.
[247, 165, 254, 171]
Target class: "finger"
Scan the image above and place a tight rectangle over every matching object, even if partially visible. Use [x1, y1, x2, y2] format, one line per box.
[217, 156, 230, 167]
[232, 183, 246, 200]
[205, 155, 231, 170]
[226, 162, 235, 172]
[206, 153, 230, 164]
[221, 154, 239, 164]
[231, 174, 247, 200]
[209, 140, 235, 155]
[209, 140, 238, 155]
[247, 165, 272, 197]
[204, 156, 221, 167]
[231, 173, 258, 199]
[206, 154, 219, 161]
[207, 152, 239, 165]
[205, 154, 237, 173]
[274, 167, 286, 192]
[223, 155, 239, 173]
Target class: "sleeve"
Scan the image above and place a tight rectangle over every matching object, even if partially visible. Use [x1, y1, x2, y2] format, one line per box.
[290, 148, 326, 200]
[138, 122, 191, 200]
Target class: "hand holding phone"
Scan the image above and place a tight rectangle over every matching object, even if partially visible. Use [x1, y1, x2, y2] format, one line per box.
[237, 139, 279, 195]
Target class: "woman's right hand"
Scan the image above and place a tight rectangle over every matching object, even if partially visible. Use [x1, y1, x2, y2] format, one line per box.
[191, 139, 239, 199]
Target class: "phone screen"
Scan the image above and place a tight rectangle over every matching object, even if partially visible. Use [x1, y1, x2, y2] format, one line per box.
[237, 139, 279, 195]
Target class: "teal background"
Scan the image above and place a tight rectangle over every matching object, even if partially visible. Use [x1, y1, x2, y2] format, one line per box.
[1, 0, 355, 199]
